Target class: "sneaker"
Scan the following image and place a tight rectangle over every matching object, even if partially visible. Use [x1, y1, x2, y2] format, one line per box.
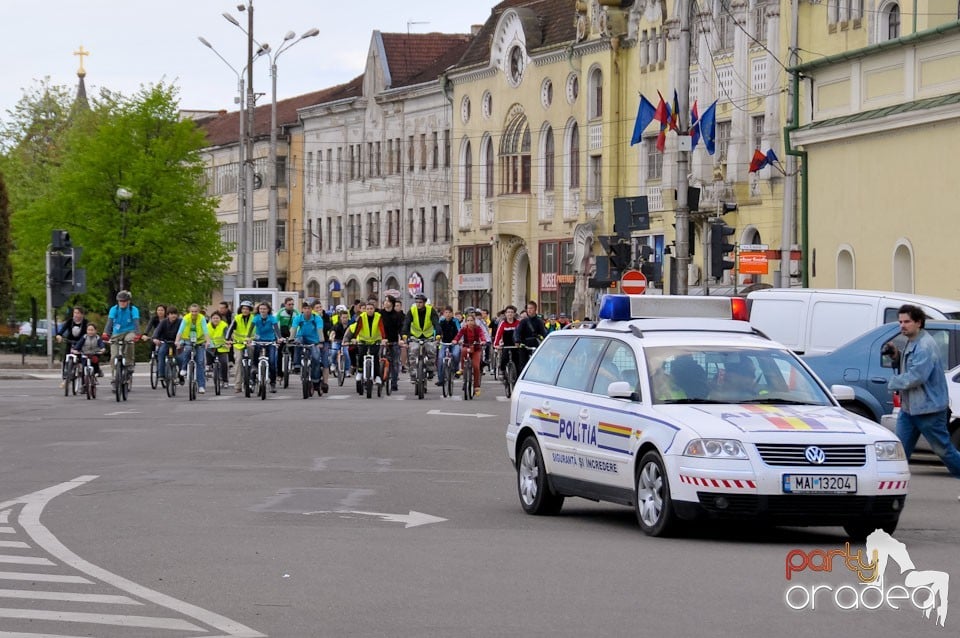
[270, 383, 277, 393]
[455, 370, 462, 378]
[321, 382, 329, 393]
[178, 374, 185, 386]
[198, 387, 205, 394]
[97, 370, 104, 377]
[375, 376, 382, 385]
[235, 386, 242, 393]
[435, 380, 444, 386]
[356, 372, 362, 381]
[474, 388, 481, 397]
[59, 381, 66, 389]
[391, 382, 399, 392]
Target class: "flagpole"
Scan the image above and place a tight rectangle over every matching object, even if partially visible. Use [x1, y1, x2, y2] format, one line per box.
[674, 0, 692, 295]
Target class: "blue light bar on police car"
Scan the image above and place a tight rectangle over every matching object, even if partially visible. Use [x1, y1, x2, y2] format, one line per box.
[598, 294, 746, 321]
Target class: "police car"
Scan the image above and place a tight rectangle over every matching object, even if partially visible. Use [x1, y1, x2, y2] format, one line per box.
[506, 295, 910, 538]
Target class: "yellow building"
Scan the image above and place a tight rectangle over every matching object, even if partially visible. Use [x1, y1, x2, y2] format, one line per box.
[791, 19, 960, 296]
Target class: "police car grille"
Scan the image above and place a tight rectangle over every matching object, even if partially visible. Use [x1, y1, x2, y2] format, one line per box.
[754, 444, 866, 467]
[696, 494, 904, 520]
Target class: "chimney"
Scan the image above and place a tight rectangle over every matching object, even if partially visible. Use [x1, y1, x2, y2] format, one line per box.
[471, 24, 483, 36]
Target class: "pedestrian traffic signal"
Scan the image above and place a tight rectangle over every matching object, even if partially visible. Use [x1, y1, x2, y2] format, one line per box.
[710, 222, 736, 279]
[51, 230, 71, 250]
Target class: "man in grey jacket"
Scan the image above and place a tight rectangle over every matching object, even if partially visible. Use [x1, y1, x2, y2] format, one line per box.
[886, 304, 960, 479]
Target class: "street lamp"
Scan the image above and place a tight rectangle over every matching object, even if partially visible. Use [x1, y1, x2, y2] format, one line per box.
[115, 187, 133, 292]
[266, 26, 319, 289]
[197, 36, 267, 288]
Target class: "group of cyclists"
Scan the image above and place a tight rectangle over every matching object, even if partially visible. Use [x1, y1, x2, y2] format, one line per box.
[58, 290, 571, 399]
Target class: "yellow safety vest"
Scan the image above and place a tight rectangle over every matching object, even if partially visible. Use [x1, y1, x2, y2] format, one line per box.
[232, 314, 254, 350]
[409, 304, 435, 338]
[179, 314, 207, 342]
[353, 312, 382, 345]
[209, 321, 229, 353]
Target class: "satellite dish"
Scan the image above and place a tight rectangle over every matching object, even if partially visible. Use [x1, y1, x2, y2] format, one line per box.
[253, 173, 263, 189]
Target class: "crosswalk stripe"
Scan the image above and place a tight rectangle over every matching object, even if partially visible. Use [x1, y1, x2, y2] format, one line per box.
[0, 589, 140, 605]
[0, 512, 8, 524]
[0, 608, 204, 631]
[0, 572, 92, 585]
[0, 631, 101, 638]
[0, 542, 29, 549]
[0, 556, 54, 566]
[0, 528, 14, 534]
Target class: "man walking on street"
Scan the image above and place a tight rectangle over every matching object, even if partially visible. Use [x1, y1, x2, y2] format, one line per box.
[886, 304, 960, 489]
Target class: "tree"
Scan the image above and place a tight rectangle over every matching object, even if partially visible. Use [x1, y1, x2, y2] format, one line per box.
[0, 171, 11, 319]
[10, 83, 229, 312]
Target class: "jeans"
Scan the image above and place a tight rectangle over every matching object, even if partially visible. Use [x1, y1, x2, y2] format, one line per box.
[438, 343, 461, 383]
[357, 343, 381, 380]
[157, 342, 174, 378]
[253, 343, 278, 383]
[332, 342, 351, 374]
[208, 349, 229, 384]
[178, 342, 206, 389]
[300, 343, 322, 382]
[897, 409, 960, 478]
[383, 343, 400, 386]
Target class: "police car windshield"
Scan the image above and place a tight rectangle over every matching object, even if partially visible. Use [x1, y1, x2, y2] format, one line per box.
[644, 346, 832, 406]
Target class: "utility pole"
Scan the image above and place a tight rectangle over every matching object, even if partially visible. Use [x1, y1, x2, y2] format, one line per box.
[674, 0, 693, 295]
[244, 1, 256, 287]
[781, 0, 799, 287]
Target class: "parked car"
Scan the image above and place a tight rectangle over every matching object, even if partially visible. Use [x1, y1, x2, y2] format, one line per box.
[748, 288, 960, 356]
[802, 320, 960, 423]
[18, 320, 52, 337]
[880, 364, 960, 453]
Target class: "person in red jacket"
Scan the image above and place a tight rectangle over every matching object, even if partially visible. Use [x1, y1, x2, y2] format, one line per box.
[453, 313, 488, 397]
[493, 305, 520, 378]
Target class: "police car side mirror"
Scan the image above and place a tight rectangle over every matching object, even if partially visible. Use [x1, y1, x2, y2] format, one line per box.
[830, 384, 856, 402]
[607, 381, 637, 401]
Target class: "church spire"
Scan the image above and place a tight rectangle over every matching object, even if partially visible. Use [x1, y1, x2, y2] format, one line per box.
[72, 45, 90, 111]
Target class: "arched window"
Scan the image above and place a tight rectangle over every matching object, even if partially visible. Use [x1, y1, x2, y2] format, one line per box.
[433, 272, 449, 308]
[569, 122, 580, 189]
[893, 242, 913, 293]
[483, 137, 494, 198]
[543, 126, 555, 192]
[500, 111, 531, 194]
[884, 3, 901, 40]
[345, 279, 360, 305]
[463, 141, 473, 200]
[837, 248, 855, 289]
[588, 68, 603, 120]
[307, 280, 320, 300]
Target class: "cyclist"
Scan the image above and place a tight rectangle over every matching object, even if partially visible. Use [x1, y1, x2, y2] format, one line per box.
[225, 300, 255, 393]
[436, 305, 461, 387]
[349, 301, 386, 386]
[56, 306, 89, 383]
[493, 305, 521, 378]
[453, 312, 487, 397]
[276, 297, 299, 375]
[251, 302, 281, 392]
[330, 309, 353, 378]
[291, 301, 325, 394]
[545, 313, 562, 333]
[71, 323, 106, 378]
[402, 293, 439, 384]
[177, 304, 211, 394]
[102, 290, 141, 380]
[380, 295, 404, 392]
[517, 300, 548, 369]
[313, 300, 333, 393]
[151, 305, 181, 385]
[207, 311, 230, 389]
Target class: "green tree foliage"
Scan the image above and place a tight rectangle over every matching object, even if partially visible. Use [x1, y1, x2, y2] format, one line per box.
[9, 82, 228, 313]
[0, 171, 12, 317]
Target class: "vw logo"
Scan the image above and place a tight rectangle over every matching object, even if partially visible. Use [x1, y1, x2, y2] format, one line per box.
[804, 446, 826, 465]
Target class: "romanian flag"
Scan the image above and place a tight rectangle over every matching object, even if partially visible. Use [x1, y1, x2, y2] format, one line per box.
[690, 100, 700, 149]
[654, 92, 672, 152]
[670, 90, 680, 132]
[749, 148, 781, 173]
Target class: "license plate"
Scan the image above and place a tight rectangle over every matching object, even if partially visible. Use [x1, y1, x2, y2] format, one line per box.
[782, 474, 857, 494]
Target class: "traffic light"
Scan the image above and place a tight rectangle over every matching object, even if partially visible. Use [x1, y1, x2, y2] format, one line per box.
[51, 230, 71, 250]
[710, 222, 736, 279]
[610, 243, 631, 271]
[720, 201, 738, 215]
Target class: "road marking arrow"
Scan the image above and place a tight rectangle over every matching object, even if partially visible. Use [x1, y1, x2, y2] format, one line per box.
[427, 409, 496, 419]
[303, 510, 447, 528]
[104, 410, 140, 417]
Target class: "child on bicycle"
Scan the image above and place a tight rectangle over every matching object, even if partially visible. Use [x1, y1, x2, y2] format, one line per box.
[72, 323, 106, 377]
[453, 313, 487, 397]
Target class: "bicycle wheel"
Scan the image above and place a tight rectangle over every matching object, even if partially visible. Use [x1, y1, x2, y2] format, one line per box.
[114, 360, 123, 402]
[383, 360, 391, 396]
[365, 379, 373, 399]
[213, 361, 222, 396]
[282, 350, 291, 389]
[337, 356, 345, 386]
[72, 367, 82, 395]
[188, 360, 197, 401]
[505, 361, 517, 399]
[150, 355, 158, 389]
[463, 364, 472, 400]
[445, 360, 454, 398]
[258, 362, 268, 400]
[84, 370, 94, 400]
[301, 360, 312, 399]
[243, 362, 252, 398]
[416, 357, 425, 400]
[63, 360, 74, 396]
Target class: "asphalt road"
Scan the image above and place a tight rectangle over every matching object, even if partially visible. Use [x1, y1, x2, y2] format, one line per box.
[0, 373, 958, 638]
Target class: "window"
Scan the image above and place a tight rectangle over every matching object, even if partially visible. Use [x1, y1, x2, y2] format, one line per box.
[367, 212, 377, 247]
[443, 129, 451, 167]
[569, 123, 580, 189]
[464, 141, 473, 200]
[349, 146, 356, 180]
[326, 218, 332, 252]
[419, 207, 426, 244]
[387, 211, 394, 247]
[753, 0, 769, 43]
[367, 143, 373, 179]
[394, 209, 401, 246]
[407, 208, 414, 246]
[717, 120, 732, 162]
[337, 147, 342, 182]
[253, 220, 268, 251]
[387, 139, 393, 174]
[500, 112, 531, 194]
[443, 205, 451, 241]
[431, 132, 439, 169]
[220, 223, 237, 250]
[592, 340, 640, 396]
[556, 337, 607, 392]
[276, 156, 287, 187]
[588, 68, 603, 120]
[885, 4, 900, 40]
[646, 136, 662, 180]
[522, 336, 575, 385]
[484, 137, 494, 198]
[306, 152, 313, 186]
[420, 134, 427, 170]
[752, 115, 765, 150]
[431, 206, 438, 243]
[276, 220, 286, 251]
[587, 155, 602, 202]
[407, 135, 414, 172]
[375, 141, 381, 176]
[326, 149, 332, 182]
[719, 2, 736, 51]
[543, 127, 555, 191]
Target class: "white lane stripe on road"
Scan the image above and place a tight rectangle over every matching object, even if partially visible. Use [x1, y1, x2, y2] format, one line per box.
[0, 608, 203, 631]
[0, 572, 91, 585]
[0, 556, 54, 566]
[0, 511, 8, 524]
[0, 542, 29, 549]
[13, 476, 266, 638]
[0, 589, 140, 605]
[0, 632, 101, 638]
[0, 528, 14, 534]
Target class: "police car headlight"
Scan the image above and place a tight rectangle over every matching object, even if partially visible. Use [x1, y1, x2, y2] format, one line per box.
[875, 441, 905, 461]
[684, 439, 748, 459]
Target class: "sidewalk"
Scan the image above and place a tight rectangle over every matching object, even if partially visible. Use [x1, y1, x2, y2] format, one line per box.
[0, 352, 150, 380]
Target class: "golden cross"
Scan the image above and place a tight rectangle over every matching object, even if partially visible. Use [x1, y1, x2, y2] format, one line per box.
[73, 45, 90, 75]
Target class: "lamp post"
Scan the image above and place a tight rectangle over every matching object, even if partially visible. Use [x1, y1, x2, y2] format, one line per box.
[266, 26, 319, 289]
[115, 187, 133, 293]
[197, 36, 267, 288]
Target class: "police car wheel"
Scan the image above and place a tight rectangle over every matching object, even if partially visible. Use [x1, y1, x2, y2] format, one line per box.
[843, 517, 898, 541]
[517, 437, 564, 515]
[634, 451, 677, 537]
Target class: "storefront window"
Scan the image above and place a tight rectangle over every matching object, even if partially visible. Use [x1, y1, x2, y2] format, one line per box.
[538, 239, 574, 317]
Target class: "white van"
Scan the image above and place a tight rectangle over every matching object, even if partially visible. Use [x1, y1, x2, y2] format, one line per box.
[747, 288, 960, 355]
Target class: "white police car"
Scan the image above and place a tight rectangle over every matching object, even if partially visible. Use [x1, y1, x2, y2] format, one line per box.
[506, 295, 910, 538]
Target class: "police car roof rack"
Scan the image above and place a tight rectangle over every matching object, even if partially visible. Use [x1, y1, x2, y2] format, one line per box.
[598, 294, 749, 321]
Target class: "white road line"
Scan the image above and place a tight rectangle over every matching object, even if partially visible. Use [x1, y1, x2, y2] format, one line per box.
[12, 476, 266, 638]
[0, 589, 140, 605]
[0, 632, 100, 638]
[0, 572, 91, 585]
[0, 528, 14, 534]
[0, 542, 29, 549]
[0, 556, 54, 566]
[0, 512, 8, 524]
[0, 608, 203, 631]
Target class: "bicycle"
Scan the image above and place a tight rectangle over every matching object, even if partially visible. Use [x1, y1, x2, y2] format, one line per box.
[379, 343, 393, 397]
[181, 338, 203, 401]
[292, 340, 321, 399]
[208, 347, 227, 396]
[249, 340, 277, 400]
[407, 338, 431, 400]
[334, 342, 347, 387]
[491, 346, 501, 381]
[159, 340, 178, 398]
[439, 342, 455, 398]
[109, 335, 133, 402]
[149, 347, 159, 390]
[497, 345, 523, 399]
[352, 341, 378, 399]
[461, 342, 482, 401]
[280, 341, 293, 389]
[80, 353, 99, 400]
[62, 352, 80, 397]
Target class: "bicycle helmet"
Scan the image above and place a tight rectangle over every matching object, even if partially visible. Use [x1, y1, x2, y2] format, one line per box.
[336, 304, 347, 312]
[239, 300, 254, 309]
[116, 290, 131, 301]
[465, 307, 475, 314]
[414, 293, 427, 302]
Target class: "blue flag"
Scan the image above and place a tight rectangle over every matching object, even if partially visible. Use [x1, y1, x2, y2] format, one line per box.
[630, 94, 657, 146]
[698, 100, 718, 156]
[765, 149, 779, 164]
